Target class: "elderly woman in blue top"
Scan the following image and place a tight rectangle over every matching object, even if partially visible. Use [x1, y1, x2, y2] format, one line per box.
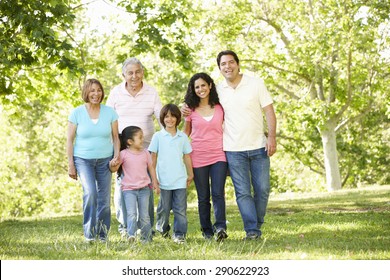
[67, 78, 120, 242]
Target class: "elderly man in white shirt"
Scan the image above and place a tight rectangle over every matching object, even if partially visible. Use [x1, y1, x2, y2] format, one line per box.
[106, 57, 162, 236]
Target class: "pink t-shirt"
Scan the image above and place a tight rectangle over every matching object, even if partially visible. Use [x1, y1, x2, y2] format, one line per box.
[185, 104, 226, 168]
[120, 149, 152, 191]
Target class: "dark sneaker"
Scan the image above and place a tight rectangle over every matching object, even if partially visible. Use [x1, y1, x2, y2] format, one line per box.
[215, 228, 228, 242]
[203, 234, 213, 240]
[242, 233, 261, 241]
[99, 237, 108, 243]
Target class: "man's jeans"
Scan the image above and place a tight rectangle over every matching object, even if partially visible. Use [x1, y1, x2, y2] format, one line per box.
[114, 176, 154, 233]
[74, 156, 112, 240]
[193, 161, 228, 237]
[156, 188, 187, 238]
[122, 187, 152, 241]
[226, 148, 270, 236]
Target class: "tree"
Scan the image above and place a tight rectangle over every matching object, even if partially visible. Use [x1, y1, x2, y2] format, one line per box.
[190, 0, 390, 191]
[0, 0, 82, 98]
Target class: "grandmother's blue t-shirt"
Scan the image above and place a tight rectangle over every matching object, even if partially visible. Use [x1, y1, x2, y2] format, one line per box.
[68, 104, 118, 159]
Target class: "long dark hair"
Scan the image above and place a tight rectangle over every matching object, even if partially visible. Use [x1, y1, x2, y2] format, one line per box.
[117, 126, 142, 178]
[184, 72, 220, 109]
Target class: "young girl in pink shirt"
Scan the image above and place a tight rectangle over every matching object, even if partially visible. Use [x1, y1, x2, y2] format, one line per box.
[110, 126, 159, 243]
[184, 73, 228, 241]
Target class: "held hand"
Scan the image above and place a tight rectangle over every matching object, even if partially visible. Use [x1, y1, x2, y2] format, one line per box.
[180, 103, 191, 118]
[111, 156, 120, 166]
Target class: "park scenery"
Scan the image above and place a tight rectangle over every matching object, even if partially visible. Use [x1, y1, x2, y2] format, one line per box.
[0, 0, 389, 260]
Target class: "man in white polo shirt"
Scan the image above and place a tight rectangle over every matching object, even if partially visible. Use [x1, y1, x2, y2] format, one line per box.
[106, 57, 162, 235]
[216, 50, 277, 240]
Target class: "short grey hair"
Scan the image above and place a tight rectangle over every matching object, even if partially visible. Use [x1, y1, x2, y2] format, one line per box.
[122, 57, 144, 74]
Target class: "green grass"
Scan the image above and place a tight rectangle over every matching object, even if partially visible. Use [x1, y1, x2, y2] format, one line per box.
[0, 185, 389, 260]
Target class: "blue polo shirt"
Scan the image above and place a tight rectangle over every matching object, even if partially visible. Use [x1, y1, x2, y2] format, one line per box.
[148, 129, 192, 190]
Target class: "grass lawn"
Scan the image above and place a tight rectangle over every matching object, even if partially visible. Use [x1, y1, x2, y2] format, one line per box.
[0, 185, 389, 260]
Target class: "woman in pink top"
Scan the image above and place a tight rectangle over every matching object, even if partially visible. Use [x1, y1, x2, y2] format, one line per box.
[184, 72, 228, 241]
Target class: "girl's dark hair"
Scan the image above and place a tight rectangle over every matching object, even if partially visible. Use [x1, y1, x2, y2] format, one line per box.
[160, 104, 181, 128]
[121, 126, 142, 149]
[117, 126, 142, 178]
[184, 72, 220, 109]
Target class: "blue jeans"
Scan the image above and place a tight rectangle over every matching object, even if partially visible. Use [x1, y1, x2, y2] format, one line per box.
[156, 188, 187, 238]
[74, 156, 112, 240]
[193, 161, 228, 236]
[114, 175, 154, 232]
[226, 148, 270, 236]
[122, 187, 152, 241]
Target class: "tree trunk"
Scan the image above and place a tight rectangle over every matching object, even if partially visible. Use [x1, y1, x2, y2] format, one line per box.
[320, 123, 342, 191]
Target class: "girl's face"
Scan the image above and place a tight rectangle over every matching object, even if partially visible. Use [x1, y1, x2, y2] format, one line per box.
[194, 78, 211, 100]
[128, 130, 144, 150]
[164, 111, 177, 129]
[88, 83, 103, 104]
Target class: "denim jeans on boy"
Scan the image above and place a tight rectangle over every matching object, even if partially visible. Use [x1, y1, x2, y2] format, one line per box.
[114, 175, 155, 233]
[74, 156, 112, 240]
[123, 187, 152, 241]
[226, 148, 270, 237]
[156, 188, 187, 238]
[193, 161, 228, 237]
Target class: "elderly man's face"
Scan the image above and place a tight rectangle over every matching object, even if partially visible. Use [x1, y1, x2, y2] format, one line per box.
[123, 63, 144, 89]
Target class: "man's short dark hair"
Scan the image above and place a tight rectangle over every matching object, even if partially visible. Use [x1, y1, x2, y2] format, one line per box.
[217, 50, 240, 69]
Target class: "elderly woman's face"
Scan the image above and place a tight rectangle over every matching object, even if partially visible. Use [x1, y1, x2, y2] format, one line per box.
[88, 83, 103, 104]
[123, 63, 144, 89]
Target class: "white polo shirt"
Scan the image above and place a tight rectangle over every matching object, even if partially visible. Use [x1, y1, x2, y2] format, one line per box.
[216, 74, 273, 151]
[106, 81, 162, 148]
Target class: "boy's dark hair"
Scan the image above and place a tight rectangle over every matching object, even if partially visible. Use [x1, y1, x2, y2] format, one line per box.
[216, 50, 240, 69]
[160, 104, 181, 128]
[184, 72, 220, 110]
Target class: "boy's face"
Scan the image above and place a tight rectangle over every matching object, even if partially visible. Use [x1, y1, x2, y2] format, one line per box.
[163, 111, 177, 129]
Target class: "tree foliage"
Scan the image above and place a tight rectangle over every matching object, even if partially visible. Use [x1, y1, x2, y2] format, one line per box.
[0, 0, 389, 218]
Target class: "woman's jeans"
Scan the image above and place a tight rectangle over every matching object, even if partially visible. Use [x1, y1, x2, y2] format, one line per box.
[122, 187, 152, 241]
[193, 161, 228, 237]
[226, 148, 270, 236]
[74, 156, 112, 240]
[156, 188, 187, 238]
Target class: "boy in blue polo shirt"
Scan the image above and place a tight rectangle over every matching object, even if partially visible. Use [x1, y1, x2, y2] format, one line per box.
[148, 103, 193, 244]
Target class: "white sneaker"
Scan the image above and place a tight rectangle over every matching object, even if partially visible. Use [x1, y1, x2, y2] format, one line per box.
[173, 236, 185, 244]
